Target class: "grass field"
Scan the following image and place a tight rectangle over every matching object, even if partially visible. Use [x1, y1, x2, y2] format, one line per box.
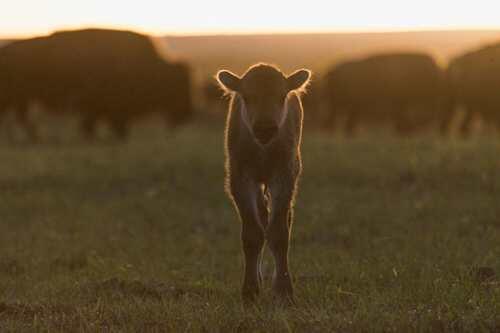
[0, 122, 499, 332]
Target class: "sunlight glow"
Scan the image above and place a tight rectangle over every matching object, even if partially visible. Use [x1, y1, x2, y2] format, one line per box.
[1, 0, 500, 37]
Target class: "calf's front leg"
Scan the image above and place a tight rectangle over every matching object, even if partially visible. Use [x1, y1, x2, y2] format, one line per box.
[230, 179, 265, 303]
[256, 186, 270, 286]
[267, 177, 296, 302]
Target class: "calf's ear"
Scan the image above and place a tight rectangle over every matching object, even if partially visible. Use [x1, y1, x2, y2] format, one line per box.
[287, 69, 312, 92]
[216, 70, 241, 93]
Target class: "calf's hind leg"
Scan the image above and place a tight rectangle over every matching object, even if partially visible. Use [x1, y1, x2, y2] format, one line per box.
[231, 179, 265, 302]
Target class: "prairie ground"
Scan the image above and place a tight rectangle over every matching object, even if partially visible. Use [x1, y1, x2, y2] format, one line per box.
[0, 122, 499, 332]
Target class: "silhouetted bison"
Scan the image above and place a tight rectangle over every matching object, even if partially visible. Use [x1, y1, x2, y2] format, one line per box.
[441, 43, 500, 136]
[323, 53, 445, 135]
[0, 28, 193, 140]
[202, 79, 224, 111]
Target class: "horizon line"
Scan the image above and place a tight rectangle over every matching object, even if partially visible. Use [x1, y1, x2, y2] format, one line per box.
[2, 25, 500, 39]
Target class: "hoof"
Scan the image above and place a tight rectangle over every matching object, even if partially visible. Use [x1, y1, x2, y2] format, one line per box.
[273, 275, 294, 306]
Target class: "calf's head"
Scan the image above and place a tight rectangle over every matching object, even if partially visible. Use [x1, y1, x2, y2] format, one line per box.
[217, 64, 311, 145]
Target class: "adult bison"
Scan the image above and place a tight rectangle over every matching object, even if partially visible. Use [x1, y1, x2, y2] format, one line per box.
[0, 28, 193, 140]
[441, 43, 500, 136]
[323, 53, 445, 136]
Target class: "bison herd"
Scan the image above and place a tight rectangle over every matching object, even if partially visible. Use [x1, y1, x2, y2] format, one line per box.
[318, 48, 500, 137]
[2, 28, 500, 141]
[320, 47, 500, 136]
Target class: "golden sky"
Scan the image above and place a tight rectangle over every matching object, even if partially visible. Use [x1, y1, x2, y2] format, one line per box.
[1, 0, 499, 37]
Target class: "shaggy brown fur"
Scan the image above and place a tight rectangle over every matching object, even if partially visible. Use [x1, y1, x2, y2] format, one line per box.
[216, 63, 311, 303]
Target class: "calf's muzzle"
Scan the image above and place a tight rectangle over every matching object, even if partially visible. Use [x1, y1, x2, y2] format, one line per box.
[253, 123, 279, 145]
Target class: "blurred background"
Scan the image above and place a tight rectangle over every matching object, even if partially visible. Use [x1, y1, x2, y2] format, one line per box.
[2, 0, 500, 139]
[1, 1, 500, 331]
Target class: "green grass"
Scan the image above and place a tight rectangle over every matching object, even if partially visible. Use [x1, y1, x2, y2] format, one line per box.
[0, 122, 499, 332]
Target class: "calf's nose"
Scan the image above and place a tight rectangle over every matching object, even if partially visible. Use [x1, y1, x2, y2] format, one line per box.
[253, 124, 278, 144]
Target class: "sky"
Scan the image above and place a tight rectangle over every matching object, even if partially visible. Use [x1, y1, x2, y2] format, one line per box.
[1, 0, 500, 38]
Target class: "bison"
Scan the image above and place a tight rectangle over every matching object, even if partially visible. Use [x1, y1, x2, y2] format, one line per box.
[323, 53, 445, 136]
[202, 78, 225, 112]
[441, 43, 500, 136]
[0, 28, 193, 140]
[216, 63, 311, 304]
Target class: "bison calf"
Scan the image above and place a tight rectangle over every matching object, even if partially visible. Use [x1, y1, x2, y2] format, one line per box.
[216, 63, 311, 303]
